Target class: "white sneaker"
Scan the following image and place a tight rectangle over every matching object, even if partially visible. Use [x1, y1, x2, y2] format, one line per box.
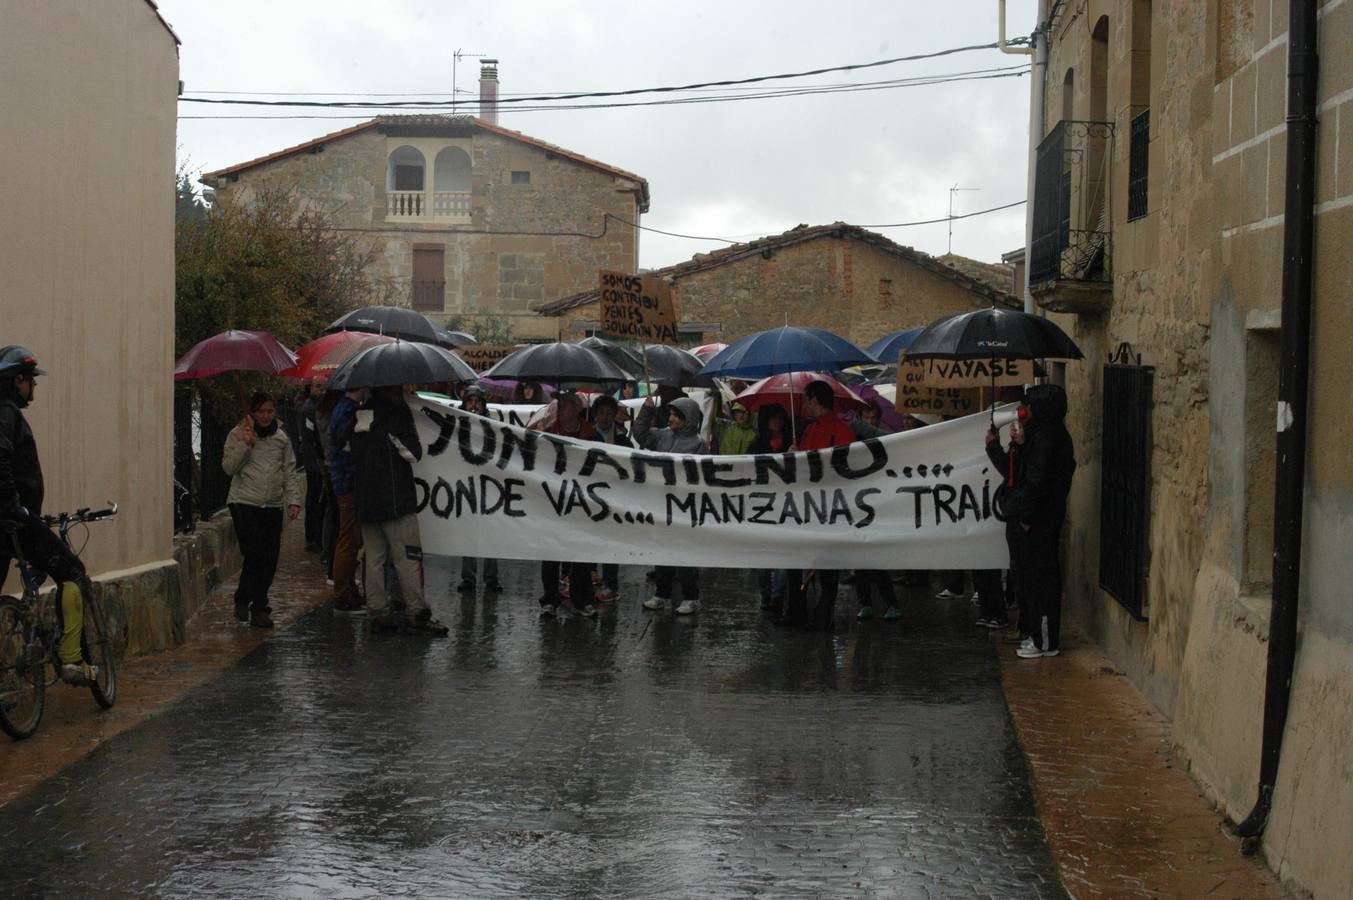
[1021, 636, 1035, 650]
[1016, 645, 1060, 659]
[970, 591, 981, 606]
[935, 589, 962, 600]
[643, 596, 667, 611]
[60, 662, 98, 685]
[675, 599, 699, 615]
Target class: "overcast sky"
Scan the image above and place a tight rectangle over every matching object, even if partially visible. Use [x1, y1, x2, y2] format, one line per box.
[162, 0, 1037, 271]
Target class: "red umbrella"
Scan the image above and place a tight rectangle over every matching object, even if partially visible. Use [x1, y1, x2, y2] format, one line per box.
[733, 372, 867, 418]
[690, 342, 727, 362]
[174, 330, 298, 381]
[279, 332, 397, 381]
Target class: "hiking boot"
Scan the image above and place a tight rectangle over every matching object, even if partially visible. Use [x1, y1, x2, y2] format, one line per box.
[674, 599, 699, 615]
[642, 596, 667, 611]
[250, 609, 275, 629]
[60, 661, 98, 686]
[457, 579, 476, 594]
[405, 611, 449, 636]
[882, 606, 901, 621]
[856, 607, 875, 622]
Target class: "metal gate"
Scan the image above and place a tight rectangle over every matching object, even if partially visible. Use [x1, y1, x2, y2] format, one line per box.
[1099, 343, 1153, 619]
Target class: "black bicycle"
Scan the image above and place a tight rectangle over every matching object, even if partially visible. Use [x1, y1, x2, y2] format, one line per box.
[0, 505, 118, 740]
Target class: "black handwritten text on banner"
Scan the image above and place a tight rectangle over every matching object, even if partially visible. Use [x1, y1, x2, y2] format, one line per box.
[409, 398, 1013, 570]
[598, 270, 678, 344]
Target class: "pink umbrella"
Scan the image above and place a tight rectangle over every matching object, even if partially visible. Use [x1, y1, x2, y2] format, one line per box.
[733, 372, 867, 418]
[690, 342, 728, 362]
[174, 330, 298, 381]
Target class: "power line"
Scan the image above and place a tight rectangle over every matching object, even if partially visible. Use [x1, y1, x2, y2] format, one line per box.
[178, 66, 1026, 120]
[179, 40, 1016, 109]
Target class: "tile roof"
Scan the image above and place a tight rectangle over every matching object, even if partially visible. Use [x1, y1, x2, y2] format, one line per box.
[533, 222, 1021, 315]
[200, 115, 649, 211]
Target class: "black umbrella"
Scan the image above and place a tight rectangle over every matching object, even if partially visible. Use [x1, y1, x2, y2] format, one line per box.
[328, 340, 478, 390]
[904, 307, 1083, 361]
[325, 306, 441, 344]
[482, 342, 631, 388]
[904, 307, 1082, 424]
[434, 325, 478, 349]
[576, 336, 645, 377]
[643, 343, 715, 388]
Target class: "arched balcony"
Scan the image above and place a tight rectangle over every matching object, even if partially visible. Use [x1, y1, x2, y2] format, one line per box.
[385, 144, 472, 223]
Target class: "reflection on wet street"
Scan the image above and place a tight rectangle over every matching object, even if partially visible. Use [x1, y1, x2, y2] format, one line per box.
[0, 559, 1063, 897]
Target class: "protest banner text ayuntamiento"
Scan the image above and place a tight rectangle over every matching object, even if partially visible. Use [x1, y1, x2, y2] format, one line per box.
[409, 397, 1013, 570]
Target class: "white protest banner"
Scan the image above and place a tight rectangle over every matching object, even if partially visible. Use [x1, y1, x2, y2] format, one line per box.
[409, 397, 1013, 570]
[438, 393, 715, 441]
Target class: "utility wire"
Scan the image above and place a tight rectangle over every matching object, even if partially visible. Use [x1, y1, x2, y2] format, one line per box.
[860, 199, 1027, 228]
[179, 67, 1026, 120]
[179, 40, 1015, 108]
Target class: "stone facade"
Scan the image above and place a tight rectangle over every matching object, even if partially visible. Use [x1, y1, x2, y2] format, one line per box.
[0, 1, 178, 582]
[536, 224, 1016, 348]
[204, 117, 647, 341]
[1035, 2, 1352, 895]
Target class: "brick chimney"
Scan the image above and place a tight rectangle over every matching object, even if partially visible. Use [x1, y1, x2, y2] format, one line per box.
[479, 59, 499, 124]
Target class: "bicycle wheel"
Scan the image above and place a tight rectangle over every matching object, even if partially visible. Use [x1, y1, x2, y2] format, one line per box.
[82, 589, 116, 709]
[0, 597, 45, 740]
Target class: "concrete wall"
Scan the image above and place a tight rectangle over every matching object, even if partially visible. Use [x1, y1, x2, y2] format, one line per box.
[1042, 1, 1353, 895]
[214, 125, 639, 340]
[0, 1, 179, 581]
[558, 235, 997, 346]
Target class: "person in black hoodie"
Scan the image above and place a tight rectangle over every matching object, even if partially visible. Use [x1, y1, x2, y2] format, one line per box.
[350, 385, 448, 636]
[985, 384, 1075, 658]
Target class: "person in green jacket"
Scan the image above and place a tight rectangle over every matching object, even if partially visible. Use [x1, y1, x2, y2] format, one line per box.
[712, 400, 756, 456]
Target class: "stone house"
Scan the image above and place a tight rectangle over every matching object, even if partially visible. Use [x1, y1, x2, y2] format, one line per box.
[533, 223, 1017, 348]
[0, 2, 178, 600]
[1028, 1, 1351, 895]
[201, 102, 649, 341]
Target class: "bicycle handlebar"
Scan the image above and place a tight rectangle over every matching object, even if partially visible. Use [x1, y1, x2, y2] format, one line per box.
[39, 502, 119, 529]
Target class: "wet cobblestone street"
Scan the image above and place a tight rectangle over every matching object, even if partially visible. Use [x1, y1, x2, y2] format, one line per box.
[0, 559, 1063, 898]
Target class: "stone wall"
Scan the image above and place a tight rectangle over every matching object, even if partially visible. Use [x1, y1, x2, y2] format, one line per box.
[557, 235, 997, 346]
[1042, 2, 1353, 895]
[212, 125, 641, 338]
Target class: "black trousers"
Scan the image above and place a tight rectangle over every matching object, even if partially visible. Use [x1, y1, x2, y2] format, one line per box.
[303, 467, 324, 547]
[230, 504, 284, 613]
[654, 566, 698, 602]
[972, 569, 1007, 623]
[0, 514, 86, 589]
[853, 570, 896, 609]
[782, 569, 839, 627]
[541, 560, 594, 606]
[1011, 521, 1063, 649]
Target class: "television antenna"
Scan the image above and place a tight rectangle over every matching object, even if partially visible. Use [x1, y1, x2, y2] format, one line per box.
[948, 184, 981, 254]
[452, 50, 489, 114]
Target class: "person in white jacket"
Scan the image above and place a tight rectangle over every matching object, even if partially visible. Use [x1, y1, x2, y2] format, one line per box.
[223, 391, 304, 628]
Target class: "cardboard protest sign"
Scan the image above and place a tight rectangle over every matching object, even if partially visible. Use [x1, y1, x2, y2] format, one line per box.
[409, 397, 1015, 570]
[895, 355, 983, 417]
[598, 270, 678, 344]
[453, 344, 516, 372]
[909, 355, 1032, 389]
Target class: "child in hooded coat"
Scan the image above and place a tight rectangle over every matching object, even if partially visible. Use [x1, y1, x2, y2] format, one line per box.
[633, 396, 707, 614]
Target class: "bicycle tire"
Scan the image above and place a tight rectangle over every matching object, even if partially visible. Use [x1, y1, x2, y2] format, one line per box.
[0, 597, 46, 740]
[82, 588, 116, 709]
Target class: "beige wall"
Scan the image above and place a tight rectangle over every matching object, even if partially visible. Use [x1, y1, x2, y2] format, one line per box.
[1041, 2, 1353, 895]
[214, 126, 640, 334]
[558, 236, 998, 347]
[0, 1, 179, 579]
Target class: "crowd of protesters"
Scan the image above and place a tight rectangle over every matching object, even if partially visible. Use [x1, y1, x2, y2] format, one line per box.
[225, 373, 1074, 659]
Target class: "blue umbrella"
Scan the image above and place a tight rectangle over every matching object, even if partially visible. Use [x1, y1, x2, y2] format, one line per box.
[866, 327, 926, 365]
[697, 326, 877, 379]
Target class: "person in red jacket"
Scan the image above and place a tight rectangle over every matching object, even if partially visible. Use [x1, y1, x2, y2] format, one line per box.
[786, 380, 856, 630]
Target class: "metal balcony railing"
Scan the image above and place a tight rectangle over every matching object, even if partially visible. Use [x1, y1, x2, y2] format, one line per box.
[1029, 120, 1115, 286]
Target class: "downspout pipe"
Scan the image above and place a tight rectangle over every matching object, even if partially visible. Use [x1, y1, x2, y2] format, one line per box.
[999, 0, 1045, 316]
[1236, 0, 1318, 845]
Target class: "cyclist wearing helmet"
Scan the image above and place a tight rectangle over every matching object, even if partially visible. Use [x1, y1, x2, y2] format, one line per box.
[0, 346, 97, 685]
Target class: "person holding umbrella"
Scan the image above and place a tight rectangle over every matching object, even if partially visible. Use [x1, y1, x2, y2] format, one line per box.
[328, 384, 367, 615]
[634, 396, 708, 615]
[223, 392, 306, 628]
[456, 385, 504, 595]
[986, 385, 1076, 658]
[537, 392, 599, 617]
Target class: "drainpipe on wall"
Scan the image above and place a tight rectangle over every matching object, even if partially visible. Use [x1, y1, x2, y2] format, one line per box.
[1236, 0, 1318, 847]
[999, 0, 1046, 315]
